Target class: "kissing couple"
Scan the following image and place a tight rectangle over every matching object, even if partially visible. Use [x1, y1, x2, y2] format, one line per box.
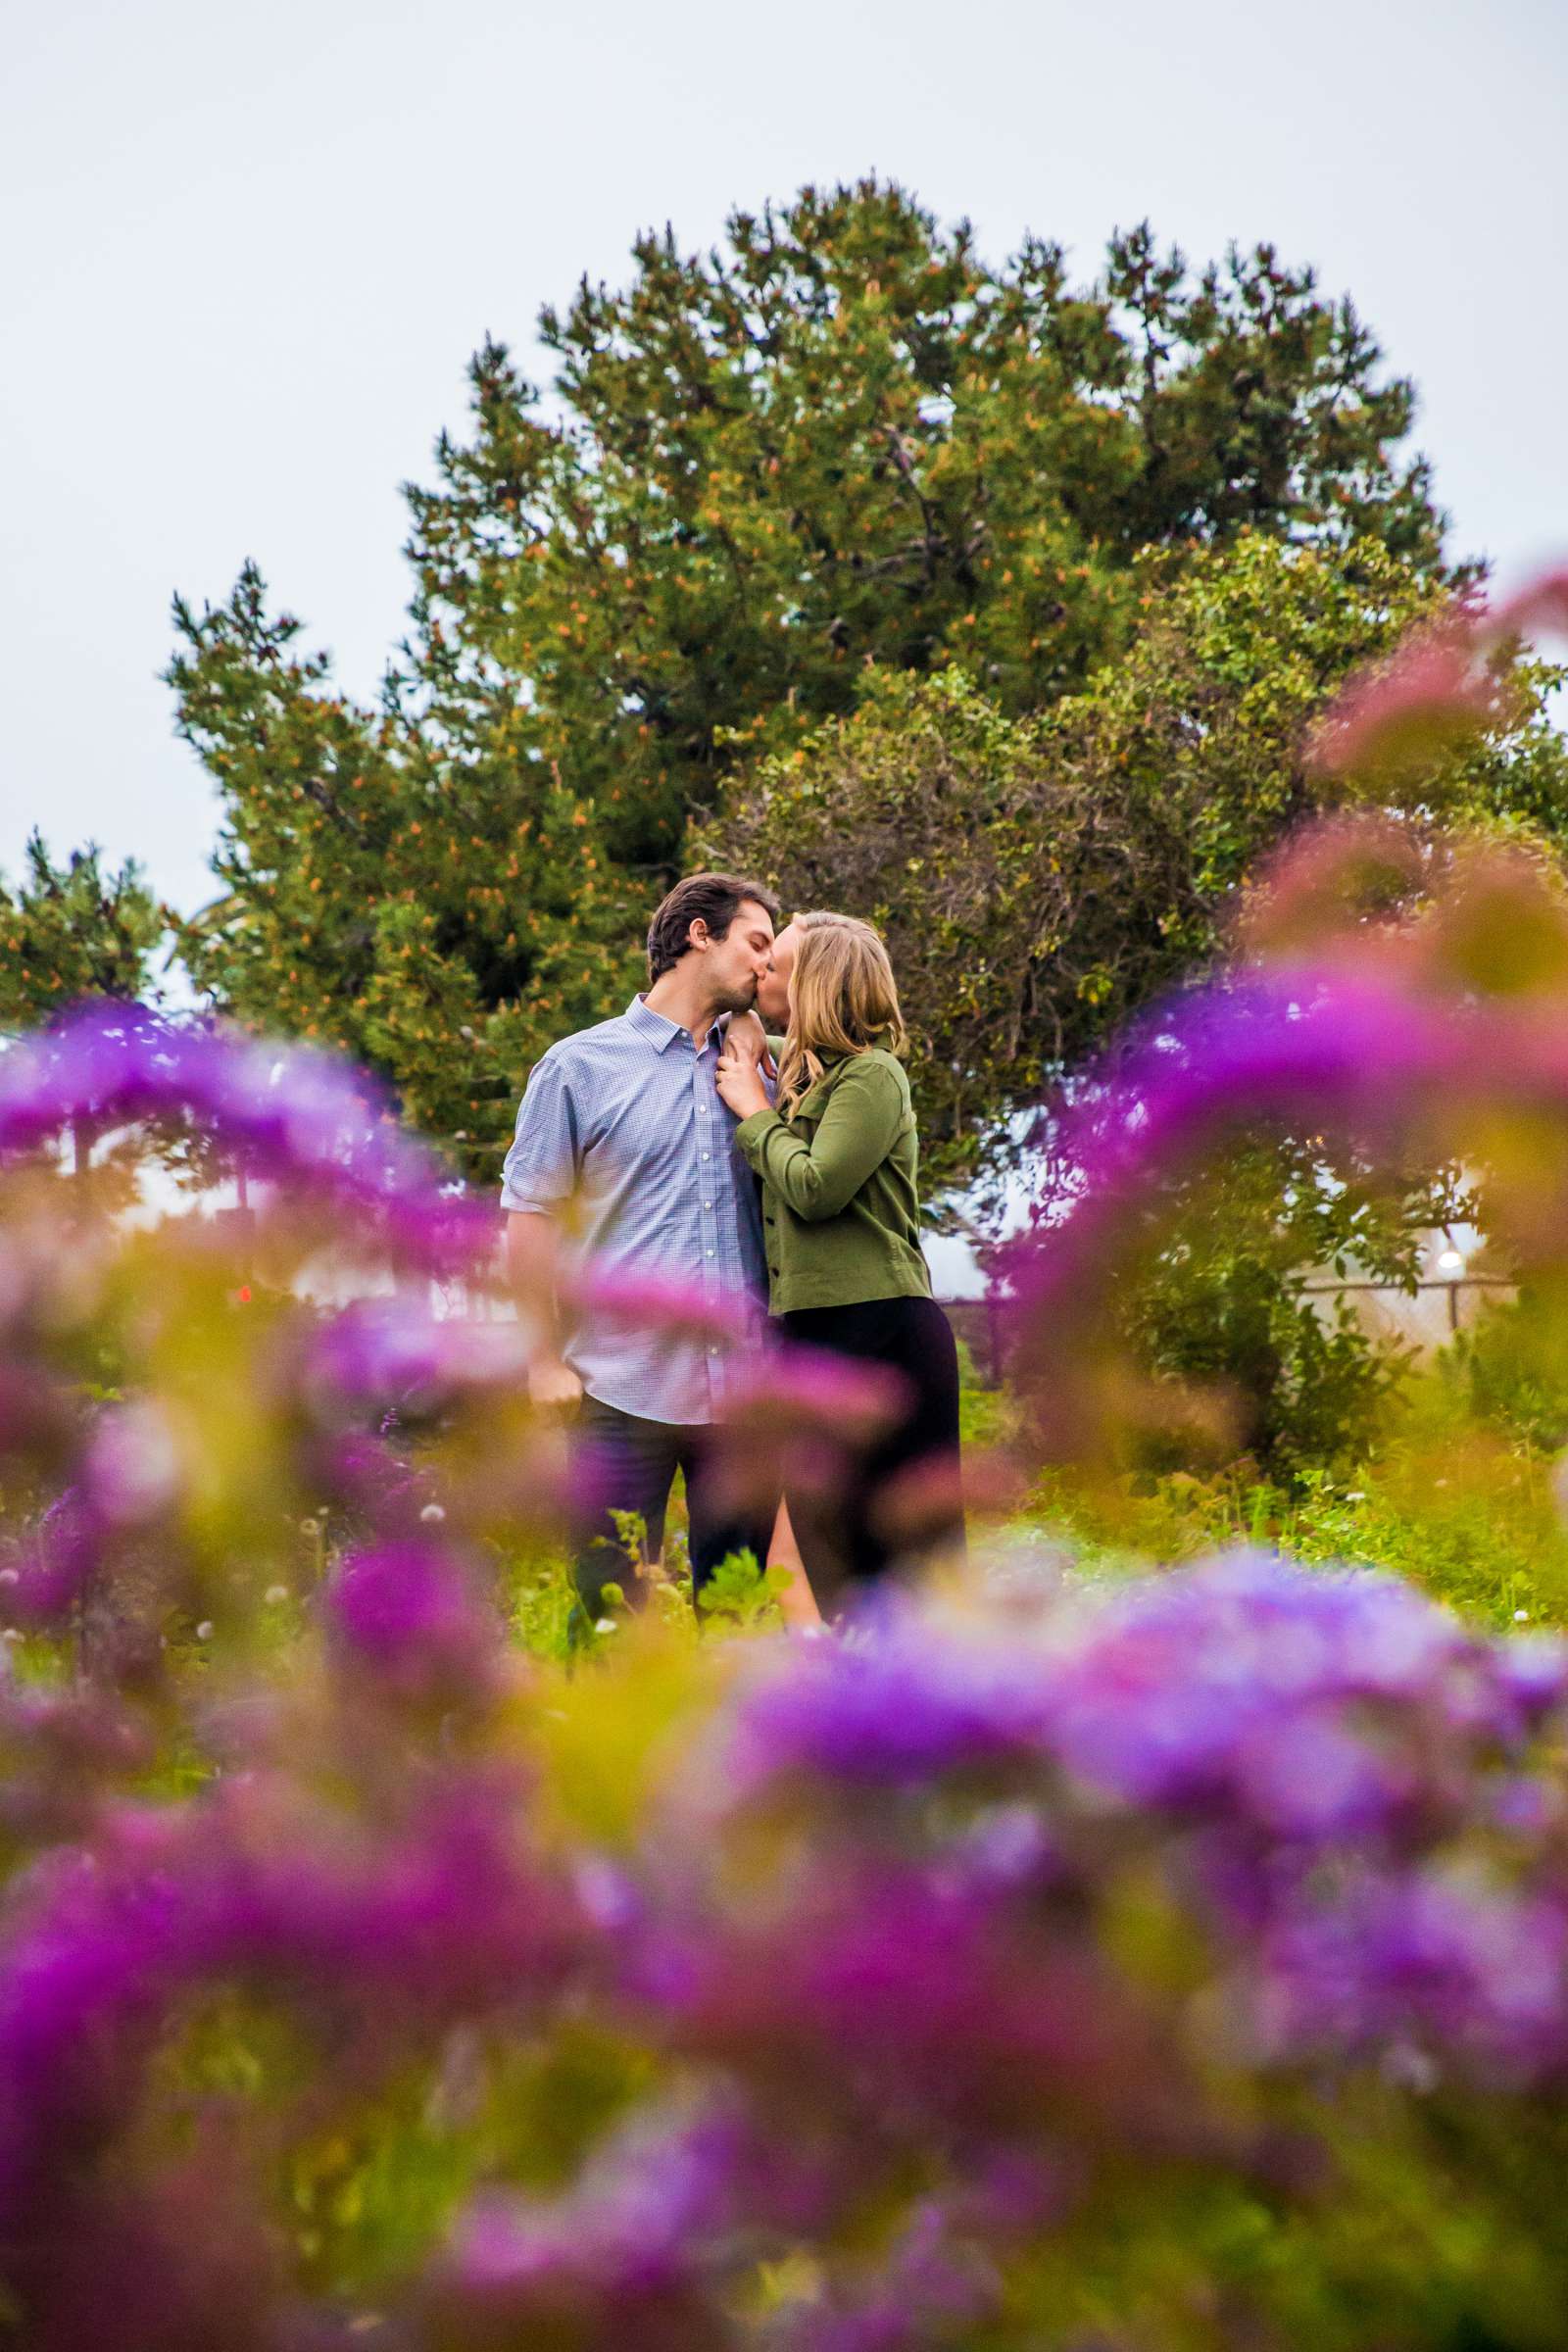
[501, 872, 964, 1626]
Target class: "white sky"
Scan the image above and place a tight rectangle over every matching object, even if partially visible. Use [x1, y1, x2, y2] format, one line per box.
[3, 0, 1564, 928]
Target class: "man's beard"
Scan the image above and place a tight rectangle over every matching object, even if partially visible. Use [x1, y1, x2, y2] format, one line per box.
[714, 976, 759, 1015]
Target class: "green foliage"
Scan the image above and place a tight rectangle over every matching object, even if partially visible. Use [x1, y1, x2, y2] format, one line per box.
[1022, 1390, 1568, 1635]
[168, 180, 1453, 1170]
[0, 833, 166, 1033]
[412, 188, 1445, 830]
[160, 183, 1550, 1475]
[1108, 1136, 1477, 1483]
[956, 1334, 1015, 1447]
[708, 533, 1568, 1207]
[0, 836, 169, 1187]
[1441, 1285, 1568, 1453]
[503, 1538, 582, 1664]
[168, 566, 640, 1187]
[694, 1546, 786, 1628]
[1281, 1454, 1568, 1630]
[708, 529, 1568, 1481]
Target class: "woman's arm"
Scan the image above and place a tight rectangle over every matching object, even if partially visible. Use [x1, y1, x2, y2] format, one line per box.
[734, 1060, 906, 1222]
[723, 1009, 770, 1068]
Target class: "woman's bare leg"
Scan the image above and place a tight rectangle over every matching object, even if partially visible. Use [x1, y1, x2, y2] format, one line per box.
[766, 1496, 820, 1628]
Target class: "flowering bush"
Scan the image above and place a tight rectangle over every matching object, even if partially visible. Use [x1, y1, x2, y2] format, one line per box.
[5, 577, 1568, 2345]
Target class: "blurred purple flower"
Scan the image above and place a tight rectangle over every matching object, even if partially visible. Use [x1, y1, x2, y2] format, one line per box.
[1000, 968, 1568, 1445]
[425, 2101, 744, 2351]
[9, 1491, 102, 1627]
[323, 1540, 501, 1703]
[1494, 566, 1568, 645]
[1254, 1865, 1568, 2079]
[304, 1301, 529, 1421]
[0, 1004, 488, 1272]
[0, 1776, 587, 2244]
[768, 2197, 1001, 2352]
[1308, 566, 1568, 780]
[715, 1600, 1054, 1793]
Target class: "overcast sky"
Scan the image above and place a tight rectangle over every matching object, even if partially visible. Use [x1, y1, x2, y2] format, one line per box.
[4, 0, 1565, 922]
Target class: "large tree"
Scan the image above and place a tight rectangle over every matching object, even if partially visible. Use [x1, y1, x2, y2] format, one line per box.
[169, 180, 1452, 1181]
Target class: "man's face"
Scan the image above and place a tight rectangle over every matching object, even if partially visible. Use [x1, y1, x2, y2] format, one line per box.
[705, 899, 776, 1014]
[756, 920, 798, 1028]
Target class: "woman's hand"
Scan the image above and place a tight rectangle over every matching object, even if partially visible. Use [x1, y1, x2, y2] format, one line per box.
[724, 1009, 772, 1072]
[715, 1044, 770, 1120]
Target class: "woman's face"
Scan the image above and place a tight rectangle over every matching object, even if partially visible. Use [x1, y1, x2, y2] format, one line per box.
[758, 921, 799, 1027]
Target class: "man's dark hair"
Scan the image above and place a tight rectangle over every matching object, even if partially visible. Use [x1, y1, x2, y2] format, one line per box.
[646, 872, 780, 983]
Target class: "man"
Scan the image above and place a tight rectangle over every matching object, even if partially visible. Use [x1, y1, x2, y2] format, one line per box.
[502, 872, 781, 1620]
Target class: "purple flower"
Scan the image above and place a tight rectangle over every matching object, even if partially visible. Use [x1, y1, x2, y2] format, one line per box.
[767, 2198, 1001, 2352]
[425, 2102, 744, 2350]
[1040, 1549, 1474, 1817]
[323, 1540, 501, 1702]
[303, 1301, 529, 1420]
[714, 1598, 1054, 1792]
[9, 1490, 102, 1627]
[1005, 972, 1468, 1438]
[1307, 612, 1496, 778]
[0, 1776, 587, 2239]
[1252, 1865, 1568, 2079]
[1493, 566, 1568, 643]
[0, 1004, 489, 1274]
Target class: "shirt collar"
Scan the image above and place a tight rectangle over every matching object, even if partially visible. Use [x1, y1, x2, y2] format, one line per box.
[625, 994, 691, 1054]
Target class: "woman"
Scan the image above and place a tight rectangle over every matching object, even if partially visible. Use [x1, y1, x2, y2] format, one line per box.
[716, 910, 963, 1613]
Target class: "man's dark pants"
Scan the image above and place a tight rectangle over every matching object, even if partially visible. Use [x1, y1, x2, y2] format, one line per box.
[567, 1394, 773, 1621]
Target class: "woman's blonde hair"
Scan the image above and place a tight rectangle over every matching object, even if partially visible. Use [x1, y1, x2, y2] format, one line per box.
[775, 910, 908, 1117]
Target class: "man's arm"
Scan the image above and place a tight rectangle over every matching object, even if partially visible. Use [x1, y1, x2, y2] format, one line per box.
[505, 1209, 583, 1409]
[500, 1050, 584, 1410]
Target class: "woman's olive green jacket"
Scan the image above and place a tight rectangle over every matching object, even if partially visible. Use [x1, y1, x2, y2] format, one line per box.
[733, 1047, 931, 1315]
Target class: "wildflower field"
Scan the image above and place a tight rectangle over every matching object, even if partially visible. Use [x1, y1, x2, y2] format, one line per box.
[7, 588, 1568, 2349]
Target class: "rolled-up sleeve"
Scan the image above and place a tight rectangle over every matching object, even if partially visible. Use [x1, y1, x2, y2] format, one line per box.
[500, 1052, 580, 1214]
[735, 1061, 905, 1222]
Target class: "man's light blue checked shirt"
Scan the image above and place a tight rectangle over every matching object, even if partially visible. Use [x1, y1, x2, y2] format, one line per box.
[500, 995, 768, 1426]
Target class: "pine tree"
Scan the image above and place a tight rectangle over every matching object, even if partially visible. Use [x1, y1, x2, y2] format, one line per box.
[0, 835, 167, 1180]
[0, 835, 166, 1030]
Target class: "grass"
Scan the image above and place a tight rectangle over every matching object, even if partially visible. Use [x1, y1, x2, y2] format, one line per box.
[999, 1429, 1568, 1634]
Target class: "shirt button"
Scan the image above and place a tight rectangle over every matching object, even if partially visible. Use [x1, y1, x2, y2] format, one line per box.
[703, 1200, 712, 1209]
[701, 1151, 710, 1160]
[706, 1249, 714, 1258]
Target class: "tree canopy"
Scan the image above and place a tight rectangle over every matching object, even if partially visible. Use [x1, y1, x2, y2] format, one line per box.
[707, 533, 1568, 1206]
[168, 179, 1457, 1183]
[0, 836, 168, 1184]
[0, 836, 166, 1035]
